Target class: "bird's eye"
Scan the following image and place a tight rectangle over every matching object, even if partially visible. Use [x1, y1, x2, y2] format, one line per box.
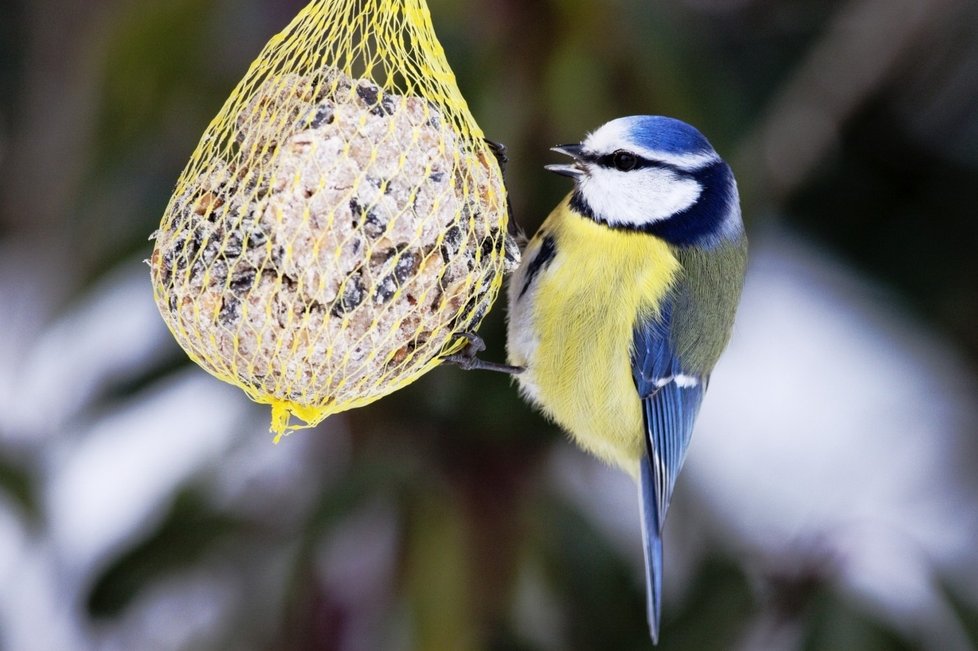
[612, 150, 638, 171]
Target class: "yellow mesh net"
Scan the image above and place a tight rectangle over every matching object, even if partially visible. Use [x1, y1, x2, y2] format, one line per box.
[149, 0, 516, 439]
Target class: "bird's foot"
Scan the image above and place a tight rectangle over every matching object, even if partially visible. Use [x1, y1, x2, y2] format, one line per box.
[443, 332, 524, 375]
[483, 138, 524, 243]
[483, 138, 509, 171]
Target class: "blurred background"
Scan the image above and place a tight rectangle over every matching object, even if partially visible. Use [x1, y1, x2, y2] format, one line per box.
[2, 0, 978, 649]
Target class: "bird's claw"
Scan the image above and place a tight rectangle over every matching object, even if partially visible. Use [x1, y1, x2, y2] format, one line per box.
[483, 138, 509, 170]
[444, 331, 524, 375]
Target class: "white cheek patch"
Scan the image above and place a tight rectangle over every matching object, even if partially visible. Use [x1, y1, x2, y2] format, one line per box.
[580, 166, 702, 227]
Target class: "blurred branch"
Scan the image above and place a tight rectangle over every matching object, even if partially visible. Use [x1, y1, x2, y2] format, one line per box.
[735, 0, 966, 211]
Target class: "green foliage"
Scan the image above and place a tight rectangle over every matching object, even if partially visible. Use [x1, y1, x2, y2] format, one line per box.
[94, 0, 220, 167]
[0, 459, 34, 520]
[86, 489, 244, 618]
[660, 559, 754, 651]
[802, 590, 915, 651]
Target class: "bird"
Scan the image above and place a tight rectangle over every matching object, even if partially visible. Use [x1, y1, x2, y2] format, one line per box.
[506, 115, 748, 643]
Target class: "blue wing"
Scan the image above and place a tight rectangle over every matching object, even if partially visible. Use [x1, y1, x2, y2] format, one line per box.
[632, 300, 706, 643]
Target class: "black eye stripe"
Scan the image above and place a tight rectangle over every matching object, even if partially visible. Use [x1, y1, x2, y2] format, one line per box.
[583, 152, 678, 172]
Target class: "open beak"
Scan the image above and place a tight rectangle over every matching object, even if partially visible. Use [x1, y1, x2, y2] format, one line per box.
[545, 144, 585, 178]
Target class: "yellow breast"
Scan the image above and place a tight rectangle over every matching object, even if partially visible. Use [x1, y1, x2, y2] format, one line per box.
[509, 195, 681, 474]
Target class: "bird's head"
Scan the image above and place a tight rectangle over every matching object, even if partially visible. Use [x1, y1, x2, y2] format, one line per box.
[547, 116, 743, 247]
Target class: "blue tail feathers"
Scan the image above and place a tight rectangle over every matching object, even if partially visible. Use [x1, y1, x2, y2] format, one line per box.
[639, 454, 664, 644]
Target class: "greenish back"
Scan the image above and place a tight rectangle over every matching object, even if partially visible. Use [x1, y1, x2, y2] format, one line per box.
[671, 237, 749, 375]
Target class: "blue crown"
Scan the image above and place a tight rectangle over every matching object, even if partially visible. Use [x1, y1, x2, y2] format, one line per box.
[624, 116, 715, 157]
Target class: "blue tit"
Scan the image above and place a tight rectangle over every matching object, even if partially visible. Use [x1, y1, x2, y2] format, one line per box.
[507, 116, 747, 643]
